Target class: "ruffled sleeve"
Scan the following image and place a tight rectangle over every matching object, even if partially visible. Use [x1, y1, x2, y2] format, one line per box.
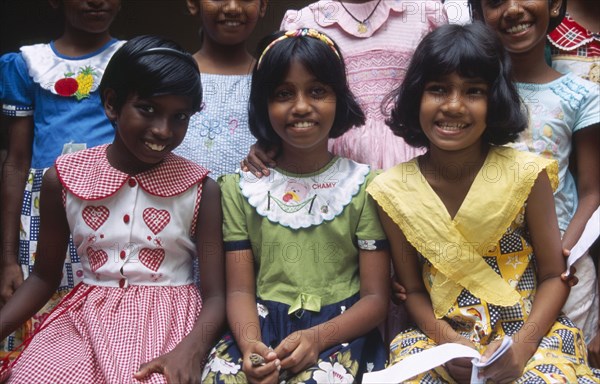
[0, 52, 34, 116]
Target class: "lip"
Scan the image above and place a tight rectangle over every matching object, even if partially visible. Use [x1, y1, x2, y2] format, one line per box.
[434, 121, 470, 135]
[144, 141, 167, 152]
[503, 22, 533, 36]
[287, 120, 318, 129]
[218, 19, 244, 27]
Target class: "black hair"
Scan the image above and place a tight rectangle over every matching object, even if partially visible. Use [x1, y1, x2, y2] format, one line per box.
[99, 35, 202, 113]
[468, 0, 567, 32]
[248, 30, 365, 149]
[385, 22, 526, 148]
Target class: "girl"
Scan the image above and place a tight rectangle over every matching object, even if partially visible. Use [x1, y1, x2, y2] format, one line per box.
[201, 29, 389, 383]
[368, 22, 600, 383]
[244, 0, 448, 172]
[0, 35, 225, 383]
[0, 0, 124, 356]
[174, 0, 268, 178]
[469, 0, 600, 366]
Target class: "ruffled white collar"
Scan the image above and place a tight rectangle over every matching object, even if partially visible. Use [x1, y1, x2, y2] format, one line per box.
[240, 157, 370, 229]
[20, 40, 125, 99]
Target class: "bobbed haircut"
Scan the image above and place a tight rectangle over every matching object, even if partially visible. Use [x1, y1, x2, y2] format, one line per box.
[249, 30, 365, 149]
[385, 22, 527, 148]
[468, 0, 567, 32]
[99, 35, 202, 112]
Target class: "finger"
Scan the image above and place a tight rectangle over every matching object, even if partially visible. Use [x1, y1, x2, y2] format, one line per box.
[273, 337, 297, 361]
[134, 360, 163, 379]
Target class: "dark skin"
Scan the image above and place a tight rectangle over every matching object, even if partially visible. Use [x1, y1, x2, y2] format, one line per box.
[379, 142, 569, 383]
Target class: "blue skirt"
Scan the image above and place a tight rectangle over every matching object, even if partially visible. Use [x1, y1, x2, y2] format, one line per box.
[202, 294, 387, 383]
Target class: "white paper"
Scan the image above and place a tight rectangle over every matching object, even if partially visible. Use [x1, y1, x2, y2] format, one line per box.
[363, 337, 512, 384]
[564, 207, 600, 276]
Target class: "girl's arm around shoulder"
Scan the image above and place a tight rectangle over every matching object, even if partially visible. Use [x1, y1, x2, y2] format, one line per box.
[0, 166, 69, 340]
[562, 124, 600, 250]
[135, 178, 226, 384]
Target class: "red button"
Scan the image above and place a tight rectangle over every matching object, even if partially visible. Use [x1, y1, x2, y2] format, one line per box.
[119, 278, 126, 288]
[128, 178, 137, 187]
[120, 250, 126, 260]
[123, 214, 130, 224]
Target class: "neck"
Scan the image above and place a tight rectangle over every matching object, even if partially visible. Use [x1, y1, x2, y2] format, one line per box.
[509, 41, 561, 83]
[567, 0, 600, 32]
[276, 146, 334, 174]
[422, 143, 489, 182]
[195, 38, 255, 75]
[54, 28, 112, 57]
[106, 143, 156, 175]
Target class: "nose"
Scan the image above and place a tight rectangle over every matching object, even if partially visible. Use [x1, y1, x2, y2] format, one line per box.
[292, 93, 311, 115]
[151, 119, 173, 140]
[223, 0, 242, 15]
[504, 0, 524, 19]
[440, 90, 466, 115]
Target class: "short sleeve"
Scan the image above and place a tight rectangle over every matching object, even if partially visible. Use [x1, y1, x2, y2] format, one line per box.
[281, 9, 302, 30]
[573, 81, 600, 132]
[355, 172, 388, 251]
[218, 174, 252, 251]
[0, 52, 34, 116]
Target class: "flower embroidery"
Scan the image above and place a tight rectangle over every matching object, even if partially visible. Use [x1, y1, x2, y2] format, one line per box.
[312, 362, 354, 383]
[257, 303, 269, 318]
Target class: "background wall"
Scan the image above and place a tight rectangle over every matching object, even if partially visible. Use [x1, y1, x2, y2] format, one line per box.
[0, 0, 312, 56]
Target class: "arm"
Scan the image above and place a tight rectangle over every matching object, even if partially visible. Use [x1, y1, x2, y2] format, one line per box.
[135, 178, 226, 383]
[274, 248, 390, 375]
[0, 166, 68, 340]
[482, 170, 568, 382]
[377, 206, 476, 383]
[0, 116, 33, 304]
[240, 143, 278, 178]
[561, 124, 600, 250]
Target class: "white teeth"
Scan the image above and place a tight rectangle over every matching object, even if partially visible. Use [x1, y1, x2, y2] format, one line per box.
[224, 21, 241, 27]
[293, 121, 315, 128]
[145, 142, 166, 151]
[438, 122, 467, 131]
[506, 24, 531, 34]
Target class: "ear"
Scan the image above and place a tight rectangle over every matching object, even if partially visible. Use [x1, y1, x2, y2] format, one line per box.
[259, 0, 268, 18]
[187, 0, 200, 16]
[103, 89, 119, 123]
[549, 0, 563, 17]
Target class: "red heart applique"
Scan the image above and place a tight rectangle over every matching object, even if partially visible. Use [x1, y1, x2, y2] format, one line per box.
[87, 247, 108, 272]
[82, 206, 110, 231]
[143, 208, 170, 235]
[139, 248, 165, 272]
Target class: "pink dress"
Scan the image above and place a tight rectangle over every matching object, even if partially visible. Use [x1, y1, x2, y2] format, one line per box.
[282, 0, 447, 169]
[5, 145, 209, 384]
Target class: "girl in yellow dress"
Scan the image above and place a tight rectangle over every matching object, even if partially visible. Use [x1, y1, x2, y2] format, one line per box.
[367, 22, 600, 383]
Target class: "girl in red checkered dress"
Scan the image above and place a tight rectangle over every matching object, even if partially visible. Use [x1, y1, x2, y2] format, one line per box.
[0, 35, 225, 384]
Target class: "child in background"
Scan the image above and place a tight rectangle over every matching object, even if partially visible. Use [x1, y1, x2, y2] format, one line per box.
[0, 0, 124, 357]
[469, 0, 600, 365]
[174, 0, 267, 178]
[547, 0, 599, 84]
[244, 0, 448, 172]
[201, 29, 389, 383]
[0, 35, 225, 383]
[368, 22, 600, 382]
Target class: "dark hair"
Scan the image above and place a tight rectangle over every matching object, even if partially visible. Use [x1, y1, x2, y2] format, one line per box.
[99, 35, 202, 112]
[385, 22, 526, 148]
[468, 0, 567, 32]
[248, 30, 365, 149]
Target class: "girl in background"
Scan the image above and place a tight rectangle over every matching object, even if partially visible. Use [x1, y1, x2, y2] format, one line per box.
[202, 29, 389, 383]
[369, 22, 599, 383]
[0, 0, 124, 358]
[0, 35, 225, 383]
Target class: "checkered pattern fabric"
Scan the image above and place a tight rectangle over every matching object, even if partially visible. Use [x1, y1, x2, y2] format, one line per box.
[548, 14, 600, 57]
[55, 144, 209, 200]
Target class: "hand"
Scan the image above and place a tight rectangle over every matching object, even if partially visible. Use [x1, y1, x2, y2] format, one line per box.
[0, 263, 24, 306]
[478, 339, 528, 384]
[274, 330, 320, 375]
[134, 345, 204, 384]
[588, 327, 600, 368]
[445, 337, 477, 384]
[241, 342, 280, 384]
[240, 144, 277, 178]
[391, 280, 407, 305]
[560, 248, 579, 287]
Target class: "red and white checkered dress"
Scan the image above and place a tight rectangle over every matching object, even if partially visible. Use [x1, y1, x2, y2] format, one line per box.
[6, 145, 209, 383]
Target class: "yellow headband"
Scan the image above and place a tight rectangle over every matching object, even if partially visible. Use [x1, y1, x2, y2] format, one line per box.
[257, 28, 342, 69]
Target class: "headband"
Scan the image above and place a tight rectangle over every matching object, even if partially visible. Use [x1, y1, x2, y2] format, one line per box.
[132, 47, 198, 72]
[257, 28, 342, 69]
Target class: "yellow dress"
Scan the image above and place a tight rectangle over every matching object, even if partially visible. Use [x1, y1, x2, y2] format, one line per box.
[367, 146, 600, 383]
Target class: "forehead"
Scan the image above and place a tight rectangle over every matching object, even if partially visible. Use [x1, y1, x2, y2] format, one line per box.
[279, 60, 318, 83]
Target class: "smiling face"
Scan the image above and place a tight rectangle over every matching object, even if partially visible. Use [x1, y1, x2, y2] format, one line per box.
[52, 0, 121, 35]
[189, 0, 266, 46]
[479, 0, 562, 54]
[419, 72, 489, 153]
[104, 91, 194, 171]
[267, 60, 337, 154]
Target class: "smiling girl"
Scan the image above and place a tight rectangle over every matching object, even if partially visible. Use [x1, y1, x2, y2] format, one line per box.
[201, 28, 389, 384]
[368, 22, 600, 383]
